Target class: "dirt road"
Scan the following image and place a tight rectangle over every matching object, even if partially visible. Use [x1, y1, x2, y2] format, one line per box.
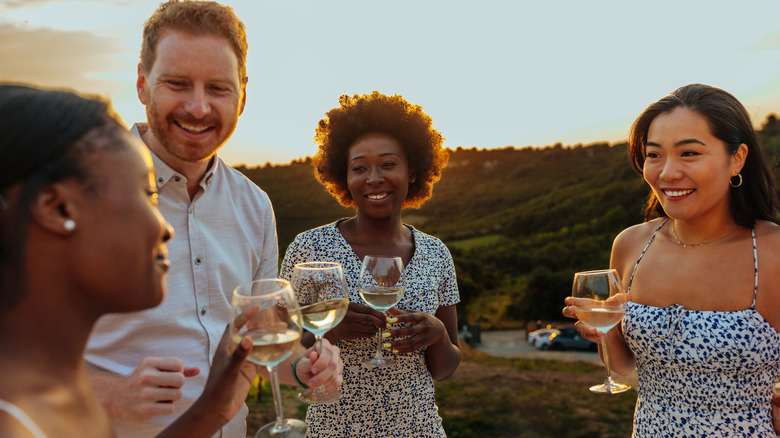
[473, 329, 638, 387]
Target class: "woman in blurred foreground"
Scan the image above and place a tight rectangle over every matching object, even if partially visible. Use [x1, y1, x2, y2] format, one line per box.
[0, 85, 339, 437]
[564, 83, 780, 436]
[281, 91, 461, 437]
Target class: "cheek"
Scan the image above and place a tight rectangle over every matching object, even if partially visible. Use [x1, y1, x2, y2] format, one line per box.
[643, 164, 659, 184]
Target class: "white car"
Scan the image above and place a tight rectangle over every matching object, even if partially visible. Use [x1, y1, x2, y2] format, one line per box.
[528, 328, 560, 349]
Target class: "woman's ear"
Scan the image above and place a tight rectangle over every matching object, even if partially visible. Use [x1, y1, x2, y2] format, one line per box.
[30, 182, 80, 236]
[409, 171, 417, 184]
[732, 143, 748, 176]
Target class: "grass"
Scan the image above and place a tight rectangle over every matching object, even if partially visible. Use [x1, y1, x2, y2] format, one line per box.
[433, 352, 636, 438]
[246, 350, 637, 438]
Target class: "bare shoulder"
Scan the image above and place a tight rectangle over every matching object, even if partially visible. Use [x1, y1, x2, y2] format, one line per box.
[755, 220, 780, 244]
[754, 221, 780, 328]
[610, 219, 665, 281]
[755, 221, 780, 273]
[612, 220, 664, 256]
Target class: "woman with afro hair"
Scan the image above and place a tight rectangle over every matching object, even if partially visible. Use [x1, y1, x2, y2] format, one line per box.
[280, 91, 461, 437]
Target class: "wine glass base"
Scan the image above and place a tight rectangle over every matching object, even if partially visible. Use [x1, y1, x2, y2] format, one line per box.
[362, 357, 396, 368]
[255, 419, 307, 438]
[589, 382, 631, 394]
[298, 387, 342, 404]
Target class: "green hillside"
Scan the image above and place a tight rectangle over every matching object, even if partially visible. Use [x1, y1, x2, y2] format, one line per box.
[237, 115, 780, 329]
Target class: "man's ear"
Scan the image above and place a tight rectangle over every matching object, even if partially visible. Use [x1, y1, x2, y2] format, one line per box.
[30, 182, 80, 236]
[137, 64, 148, 105]
[239, 77, 248, 116]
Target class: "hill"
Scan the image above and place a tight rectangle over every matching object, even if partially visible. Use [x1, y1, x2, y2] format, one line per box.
[236, 115, 780, 328]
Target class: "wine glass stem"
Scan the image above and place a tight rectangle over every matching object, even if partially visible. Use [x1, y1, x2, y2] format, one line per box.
[375, 326, 384, 359]
[315, 335, 323, 357]
[600, 337, 614, 389]
[266, 365, 288, 432]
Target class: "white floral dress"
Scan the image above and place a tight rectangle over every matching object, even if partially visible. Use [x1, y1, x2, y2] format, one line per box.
[624, 219, 780, 437]
[280, 220, 460, 437]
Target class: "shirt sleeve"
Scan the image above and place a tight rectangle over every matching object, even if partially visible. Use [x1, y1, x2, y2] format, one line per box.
[438, 242, 460, 307]
[280, 233, 304, 282]
[254, 194, 279, 280]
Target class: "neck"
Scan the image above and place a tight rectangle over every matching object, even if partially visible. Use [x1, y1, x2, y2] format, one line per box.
[670, 210, 742, 247]
[2, 290, 95, 371]
[141, 128, 212, 200]
[351, 212, 406, 241]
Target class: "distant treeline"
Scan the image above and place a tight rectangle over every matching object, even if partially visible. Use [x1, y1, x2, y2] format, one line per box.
[236, 115, 780, 329]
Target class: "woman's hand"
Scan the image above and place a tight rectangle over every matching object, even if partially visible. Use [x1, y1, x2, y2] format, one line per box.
[772, 390, 780, 433]
[385, 307, 447, 354]
[562, 297, 608, 343]
[325, 302, 386, 342]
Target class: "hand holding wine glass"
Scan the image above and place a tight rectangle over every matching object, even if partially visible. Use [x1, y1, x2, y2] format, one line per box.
[230, 279, 307, 438]
[291, 262, 349, 403]
[357, 255, 405, 368]
[571, 269, 630, 394]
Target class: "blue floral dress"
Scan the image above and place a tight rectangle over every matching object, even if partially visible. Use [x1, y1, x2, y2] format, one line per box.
[623, 219, 780, 437]
[280, 220, 460, 437]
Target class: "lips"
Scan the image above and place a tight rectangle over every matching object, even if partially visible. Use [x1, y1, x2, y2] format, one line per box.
[155, 247, 170, 272]
[663, 189, 695, 198]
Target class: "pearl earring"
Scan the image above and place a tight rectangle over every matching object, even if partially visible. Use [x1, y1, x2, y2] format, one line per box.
[64, 219, 76, 232]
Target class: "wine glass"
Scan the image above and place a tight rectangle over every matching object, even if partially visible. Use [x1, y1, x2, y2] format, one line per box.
[357, 255, 405, 368]
[290, 262, 349, 403]
[571, 269, 630, 394]
[230, 279, 307, 438]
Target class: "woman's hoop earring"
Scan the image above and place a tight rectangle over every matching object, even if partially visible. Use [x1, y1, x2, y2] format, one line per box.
[729, 173, 743, 188]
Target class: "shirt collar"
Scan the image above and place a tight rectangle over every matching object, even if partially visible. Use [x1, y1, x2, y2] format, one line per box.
[131, 123, 219, 189]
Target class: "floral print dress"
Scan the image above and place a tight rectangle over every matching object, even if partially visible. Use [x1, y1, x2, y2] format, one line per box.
[280, 220, 460, 437]
[623, 220, 780, 437]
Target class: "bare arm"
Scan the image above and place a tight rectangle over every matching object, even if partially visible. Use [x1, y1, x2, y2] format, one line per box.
[562, 228, 637, 376]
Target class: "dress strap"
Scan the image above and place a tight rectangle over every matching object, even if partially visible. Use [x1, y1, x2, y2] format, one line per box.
[750, 228, 758, 309]
[0, 399, 47, 438]
[627, 218, 667, 295]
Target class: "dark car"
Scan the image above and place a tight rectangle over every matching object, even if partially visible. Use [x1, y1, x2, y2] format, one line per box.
[542, 326, 597, 352]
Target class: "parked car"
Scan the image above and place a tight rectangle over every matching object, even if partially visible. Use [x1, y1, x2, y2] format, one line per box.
[542, 327, 597, 352]
[528, 328, 559, 349]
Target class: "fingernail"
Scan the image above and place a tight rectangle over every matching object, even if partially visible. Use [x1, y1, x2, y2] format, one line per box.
[386, 323, 392, 329]
[392, 349, 399, 354]
[241, 337, 252, 349]
[382, 332, 391, 338]
[382, 342, 391, 348]
[387, 317, 398, 323]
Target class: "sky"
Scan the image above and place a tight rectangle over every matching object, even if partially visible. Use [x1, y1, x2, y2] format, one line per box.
[2, 0, 780, 167]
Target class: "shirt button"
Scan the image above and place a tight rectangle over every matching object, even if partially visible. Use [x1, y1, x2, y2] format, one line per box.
[201, 308, 207, 316]
[194, 257, 202, 265]
[174, 176, 181, 182]
[157, 177, 164, 184]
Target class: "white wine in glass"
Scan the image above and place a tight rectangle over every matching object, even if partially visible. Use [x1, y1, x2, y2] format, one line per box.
[230, 279, 307, 438]
[291, 262, 349, 403]
[357, 255, 405, 368]
[571, 269, 630, 394]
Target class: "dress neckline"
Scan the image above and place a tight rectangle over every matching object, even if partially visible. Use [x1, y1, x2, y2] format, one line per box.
[627, 218, 759, 310]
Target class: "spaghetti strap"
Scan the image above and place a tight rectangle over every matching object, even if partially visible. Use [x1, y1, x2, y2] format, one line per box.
[0, 399, 47, 438]
[750, 228, 758, 309]
[627, 219, 667, 295]
[626, 220, 758, 307]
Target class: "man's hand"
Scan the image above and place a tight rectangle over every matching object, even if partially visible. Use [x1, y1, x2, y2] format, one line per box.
[89, 357, 199, 421]
[294, 338, 343, 390]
